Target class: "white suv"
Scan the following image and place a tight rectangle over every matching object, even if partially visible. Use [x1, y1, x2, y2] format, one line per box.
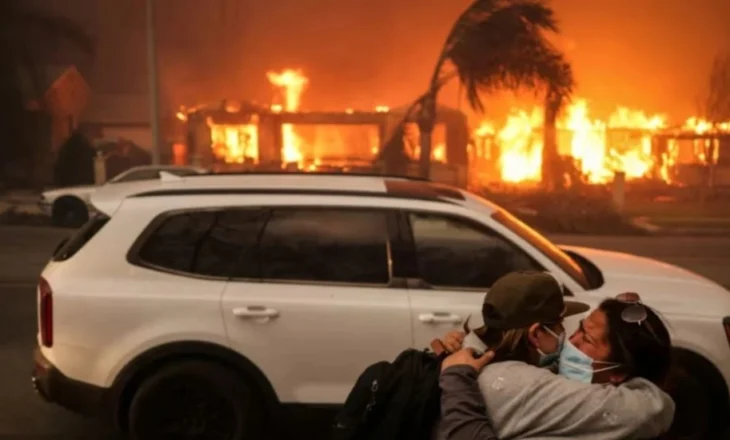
[32, 173, 730, 439]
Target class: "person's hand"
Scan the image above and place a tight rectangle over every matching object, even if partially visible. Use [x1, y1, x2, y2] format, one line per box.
[442, 330, 466, 353]
[429, 330, 466, 355]
[441, 348, 494, 373]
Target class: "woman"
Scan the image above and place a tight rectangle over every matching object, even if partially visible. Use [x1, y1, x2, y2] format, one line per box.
[436, 271, 674, 440]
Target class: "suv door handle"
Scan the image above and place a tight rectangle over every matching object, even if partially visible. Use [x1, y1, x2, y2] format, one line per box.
[418, 312, 462, 325]
[232, 306, 280, 319]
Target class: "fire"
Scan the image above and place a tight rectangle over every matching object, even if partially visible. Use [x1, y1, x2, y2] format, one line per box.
[480, 99, 670, 184]
[267, 69, 309, 166]
[209, 120, 258, 164]
[201, 66, 729, 185]
[498, 108, 543, 182]
[684, 117, 730, 134]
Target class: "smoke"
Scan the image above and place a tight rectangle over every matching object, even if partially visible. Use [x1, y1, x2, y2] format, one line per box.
[83, 0, 730, 121]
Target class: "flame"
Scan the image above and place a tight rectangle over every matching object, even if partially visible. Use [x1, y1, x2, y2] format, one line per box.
[209, 119, 259, 164]
[267, 69, 309, 166]
[476, 99, 730, 185]
[684, 117, 730, 134]
[498, 108, 543, 182]
[202, 67, 730, 184]
[478, 99, 674, 184]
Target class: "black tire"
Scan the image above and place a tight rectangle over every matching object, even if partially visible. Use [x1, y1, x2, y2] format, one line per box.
[51, 196, 88, 228]
[127, 360, 265, 440]
[663, 364, 711, 439]
[667, 350, 729, 439]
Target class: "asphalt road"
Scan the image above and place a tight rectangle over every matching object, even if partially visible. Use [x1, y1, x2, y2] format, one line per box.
[1, 226, 730, 437]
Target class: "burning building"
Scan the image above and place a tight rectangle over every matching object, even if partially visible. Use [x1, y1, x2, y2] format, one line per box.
[172, 68, 730, 192]
[177, 69, 471, 188]
[470, 101, 730, 189]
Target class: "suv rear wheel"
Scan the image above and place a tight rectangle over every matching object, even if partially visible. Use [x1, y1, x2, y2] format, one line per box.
[127, 360, 264, 440]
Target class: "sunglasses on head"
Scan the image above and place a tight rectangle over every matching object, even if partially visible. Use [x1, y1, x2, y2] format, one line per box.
[615, 292, 647, 324]
[615, 292, 664, 343]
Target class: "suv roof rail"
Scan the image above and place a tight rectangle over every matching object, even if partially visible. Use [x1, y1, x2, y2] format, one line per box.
[194, 170, 431, 182]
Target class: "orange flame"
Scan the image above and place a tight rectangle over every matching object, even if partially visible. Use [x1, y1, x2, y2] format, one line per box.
[478, 99, 670, 184]
[267, 69, 309, 166]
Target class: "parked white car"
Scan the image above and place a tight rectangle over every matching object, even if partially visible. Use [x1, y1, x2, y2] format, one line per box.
[32, 173, 730, 439]
[39, 165, 208, 227]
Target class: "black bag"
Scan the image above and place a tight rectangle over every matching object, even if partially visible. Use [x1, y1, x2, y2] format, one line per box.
[331, 348, 446, 440]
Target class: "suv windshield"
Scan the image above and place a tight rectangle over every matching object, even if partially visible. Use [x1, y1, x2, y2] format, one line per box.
[490, 209, 591, 290]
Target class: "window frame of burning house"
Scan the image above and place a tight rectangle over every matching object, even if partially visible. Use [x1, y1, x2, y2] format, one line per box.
[129, 205, 396, 287]
[404, 210, 542, 291]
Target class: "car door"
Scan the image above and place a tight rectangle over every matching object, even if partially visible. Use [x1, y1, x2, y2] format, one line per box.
[221, 206, 412, 405]
[401, 210, 545, 349]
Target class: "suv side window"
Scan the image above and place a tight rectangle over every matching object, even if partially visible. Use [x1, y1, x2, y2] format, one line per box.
[259, 208, 391, 285]
[135, 209, 268, 278]
[408, 212, 538, 289]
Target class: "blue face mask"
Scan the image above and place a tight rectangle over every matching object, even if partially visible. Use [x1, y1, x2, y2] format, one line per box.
[537, 326, 565, 367]
[558, 339, 621, 383]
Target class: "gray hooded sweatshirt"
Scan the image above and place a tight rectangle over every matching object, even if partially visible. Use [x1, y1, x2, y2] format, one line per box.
[436, 332, 676, 440]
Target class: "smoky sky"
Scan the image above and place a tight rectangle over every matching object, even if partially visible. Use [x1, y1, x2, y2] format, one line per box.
[48, 0, 730, 122]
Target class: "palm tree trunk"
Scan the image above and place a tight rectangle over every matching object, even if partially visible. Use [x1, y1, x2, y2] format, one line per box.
[418, 91, 437, 179]
[416, 3, 477, 179]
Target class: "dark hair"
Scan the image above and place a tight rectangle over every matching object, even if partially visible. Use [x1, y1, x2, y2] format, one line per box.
[598, 299, 672, 386]
[464, 315, 537, 363]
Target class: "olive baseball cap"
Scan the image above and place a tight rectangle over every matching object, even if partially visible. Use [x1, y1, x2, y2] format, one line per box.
[482, 271, 590, 329]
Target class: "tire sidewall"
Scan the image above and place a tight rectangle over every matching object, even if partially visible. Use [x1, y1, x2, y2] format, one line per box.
[127, 360, 264, 440]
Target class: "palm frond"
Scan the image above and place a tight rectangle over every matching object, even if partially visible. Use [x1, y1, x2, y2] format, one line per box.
[440, 0, 573, 112]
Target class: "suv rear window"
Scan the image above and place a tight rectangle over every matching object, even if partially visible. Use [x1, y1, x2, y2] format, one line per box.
[133, 209, 269, 278]
[52, 214, 110, 261]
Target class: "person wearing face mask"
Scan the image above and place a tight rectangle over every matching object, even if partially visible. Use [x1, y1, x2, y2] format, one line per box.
[435, 272, 675, 440]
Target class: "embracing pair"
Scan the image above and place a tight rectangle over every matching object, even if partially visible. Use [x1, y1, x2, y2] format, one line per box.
[435, 271, 674, 440]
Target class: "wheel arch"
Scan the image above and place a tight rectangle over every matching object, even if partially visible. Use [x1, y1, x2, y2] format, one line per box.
[107, 340, 280, 431]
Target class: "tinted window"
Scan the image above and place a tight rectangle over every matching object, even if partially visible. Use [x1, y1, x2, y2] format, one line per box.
[136, 209, 267, 278]
[259, 209, 390, 285]
[408, 212, 538, 289]
[52, 214, 110, 261]
[490, 210, 591, 290]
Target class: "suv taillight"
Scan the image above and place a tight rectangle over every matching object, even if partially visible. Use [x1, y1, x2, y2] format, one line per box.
[39, 277, 53, 347]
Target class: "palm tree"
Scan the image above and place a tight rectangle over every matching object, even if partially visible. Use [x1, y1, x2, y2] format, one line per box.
[0, 0, 93, 185]
[408, 0, 574, 185]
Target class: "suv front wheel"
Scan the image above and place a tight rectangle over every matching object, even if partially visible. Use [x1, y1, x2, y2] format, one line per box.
[128, 360, 264, 440]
